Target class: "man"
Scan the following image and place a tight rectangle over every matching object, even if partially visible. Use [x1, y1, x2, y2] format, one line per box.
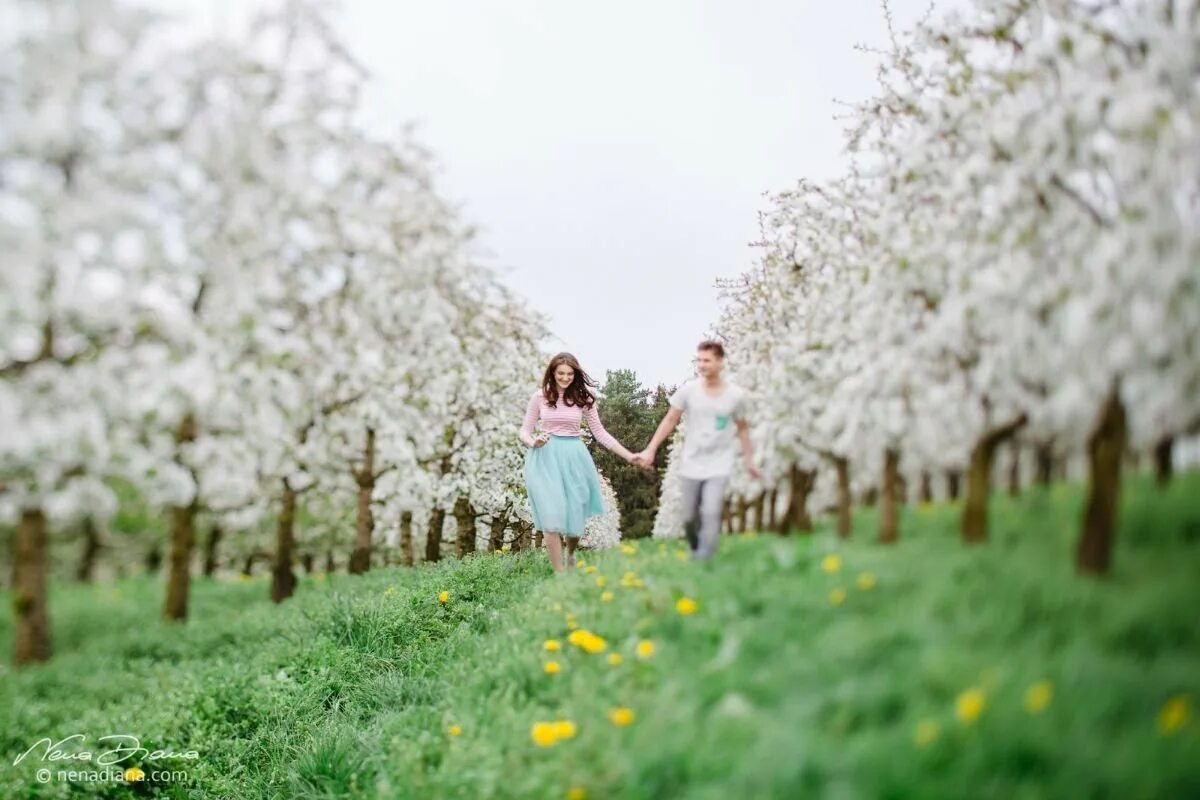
[635, 340, 761, 560]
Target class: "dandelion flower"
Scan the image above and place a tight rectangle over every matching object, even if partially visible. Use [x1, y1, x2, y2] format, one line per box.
[585, 566, 598, 575]
[595, 576, 607, 588]
[856, 572, 876, 590]
[609, 707, 636, 726]
[448, 725, 462, 737]
[636, 639, 655, 659]
[601, 591, 614, 602]
[553, 720, 577, 740]
[577, 558, 587, 567]
[821, 554, 842, 573]
[438, 590, 450, 603]
[676, 597, 698, 615]
[1024, 681, 1053, 714]
[955, 688, 985, 724]
[914, 720, 939, 746]
[607, 653, 623, 666]
[383, 586, 396, 597]
[567, 788, 587, 800]
[544, 639, 561, 652]
[828, 587, 847, 606]
[620, 543, 637, 555]
[1158, 695, 1192, 735]
[123, 767, 145, 781]
[531, 722, 559, 747]
[675, 550, 689, 561]
[544, 661, 562, 675]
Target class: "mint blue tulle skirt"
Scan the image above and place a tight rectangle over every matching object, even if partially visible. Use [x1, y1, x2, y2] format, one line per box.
[524, 435, 605, 537]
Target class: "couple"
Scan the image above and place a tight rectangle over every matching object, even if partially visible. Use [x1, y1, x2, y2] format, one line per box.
[518, 340, 761, 572]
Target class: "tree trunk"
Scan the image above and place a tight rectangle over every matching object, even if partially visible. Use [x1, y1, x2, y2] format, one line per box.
[834, 456, 852, 539]
[896, 473, 908, 505]
[324, 550, 335, 573]
[735, 496, 748, 533]
[163, 500, 197, 620]
[488, 514, 507, 553]
[13, 508, 51, 666]
[145, 545, 162, 573]
[919, 471, 933, 504]
[349, 427, 376, 575]
[751, 491, 766, 533]
[534, 530, 543, 549]
[722, 499, 732, 534]
[399, 510, 414, 566]
[241, 553, 256, 576]
[785, 463, 816, 534]
[515, 520, 532, 552]
[1034, 441, 1054, 486]
[271, 481, 297, 603]
[878, 449, 900, 544]
[1077, 389, 1127, 576]
[164, 412, 199, 619]
[426, 507, 445, 563]
[1154, 436, 1173, 487]
[202, 523, 222, 577]
[454, 496, 478, 558]
[75, 516, 100, 583]
[861, 487, 878, 507]
[300, 552, 315, 573]
[767, 488, 779, 532]
[946, 470, 962, 501]
[961, 414, 1028, 543]
[1006, 442, 1021, 497]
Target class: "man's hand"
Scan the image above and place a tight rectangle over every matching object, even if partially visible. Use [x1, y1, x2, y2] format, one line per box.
[630, 449, 656, 470]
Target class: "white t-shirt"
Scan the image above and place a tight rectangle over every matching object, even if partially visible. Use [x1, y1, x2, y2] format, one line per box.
[669, 379, 747, 479]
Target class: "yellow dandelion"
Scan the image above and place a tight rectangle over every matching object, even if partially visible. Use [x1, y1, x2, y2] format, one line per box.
[448, 724, 462, 737]
[821, 554, 843, 573]
[383, 586, 396, 597]
[438, 590, 450, 603]
[657, 543, 667, 554]
[567, 788, 587, 800]
[676, 597, 698, 615]
[620, 543, 637, 555]
[552, 602, 563, 611]
[553, 720, 577, 740]
[577, 558, 587, 567]
[1024, 681, 1053, 714]
[544, 661, 562, 675]
[566, 614, 579, 630]
[595, 576, 607, 588]
[531, 722, 559, 747]
[1158, 695, 1192, 735]
[828, 587, 847, 606]
[123, 767, 145, 781]
[856, 571, 876, 590]
[544, 639, 561, 652]
[955, 688, 985, 724]
[636, 639, 656, 659]
[585, 565, 598, 574]
[601, 591, 614, 602]
[914, 720, 939, 747]
[313, 573, 326, 583]
[675, 549, 689, 561]
[607, 653, 623, 666]
[609, 707, 636, 726]
[501, 543, 512, 552]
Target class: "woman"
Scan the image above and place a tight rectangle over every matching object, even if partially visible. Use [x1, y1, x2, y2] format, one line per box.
[520, 352, 639, 571]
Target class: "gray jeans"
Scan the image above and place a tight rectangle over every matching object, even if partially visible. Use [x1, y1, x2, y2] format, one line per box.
[679, 475, 729, 560]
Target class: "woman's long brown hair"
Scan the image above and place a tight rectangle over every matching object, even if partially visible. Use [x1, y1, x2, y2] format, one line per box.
[541, 352, 599, 408]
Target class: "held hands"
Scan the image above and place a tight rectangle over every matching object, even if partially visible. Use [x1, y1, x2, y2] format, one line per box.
[629, 449, 656, 470]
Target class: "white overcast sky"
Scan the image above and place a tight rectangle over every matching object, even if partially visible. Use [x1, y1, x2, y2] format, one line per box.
[155, 0, 942, 390]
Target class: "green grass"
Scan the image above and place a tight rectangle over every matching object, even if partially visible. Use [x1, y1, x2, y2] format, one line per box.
[2, 473, 1199, 798]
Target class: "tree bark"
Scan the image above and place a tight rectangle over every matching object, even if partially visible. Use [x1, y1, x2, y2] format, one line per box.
[1006, 442, 1021, 497]
[324, 550, 335, 573]
[945, 470, 962, 501]
[426, 507, 445, 563]
[165, 412, 199, 620]
[454, 496, 478, 558]
[145, 545, 162, 573]
[1077, 389, 1127, 576]
[962, 414, 1029, 544]
[785, 463, 816, 534]
[878, 448, 900, 544]
[163, 500, 196, 620]
[300, 552, 315, 573]
[271, 481, 298, 603]
[919, 471, 933, 505]
[488, 513, 508, 553]
[734, 496, 748, 533]
[1154, 436, 1173, 487]
[349, 427, 376, 575]
[767, 488, 779, 532]
[834, 456, 852, 539]
[750, 491, 766, 534]
[722, 499, 732, 534]
[75, 516, 101, 583]
[399, 510, 415, 566]
[1035, 441, 1054, 485]
[202, 523, 222, 577]
[13, 508, 51, 666]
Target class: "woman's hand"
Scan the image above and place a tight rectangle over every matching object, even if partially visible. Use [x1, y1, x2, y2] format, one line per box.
[531, 432, 550, 449]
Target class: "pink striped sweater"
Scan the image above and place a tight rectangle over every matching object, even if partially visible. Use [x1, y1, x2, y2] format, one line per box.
[519, 390, 620, 451]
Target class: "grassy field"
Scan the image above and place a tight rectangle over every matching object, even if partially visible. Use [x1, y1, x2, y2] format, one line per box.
[2, 473, 1199, 799]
